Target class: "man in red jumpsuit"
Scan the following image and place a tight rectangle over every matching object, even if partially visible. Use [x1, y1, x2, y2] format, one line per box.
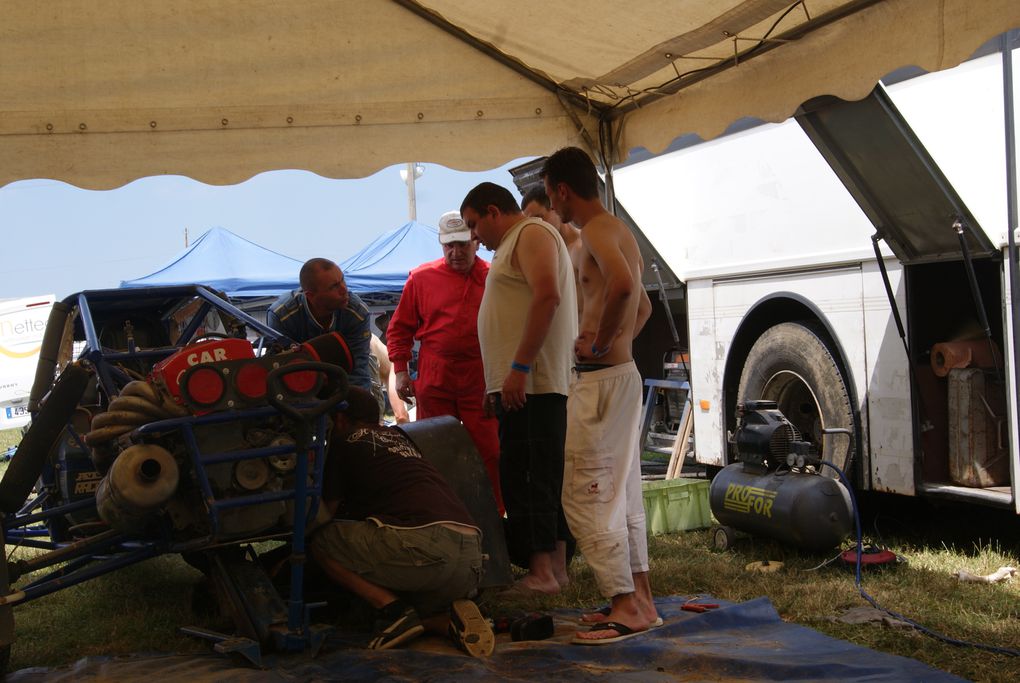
[386, 211, 504, 514]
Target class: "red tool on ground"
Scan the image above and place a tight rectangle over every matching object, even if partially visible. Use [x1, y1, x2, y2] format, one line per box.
[681, 599, 720, 613]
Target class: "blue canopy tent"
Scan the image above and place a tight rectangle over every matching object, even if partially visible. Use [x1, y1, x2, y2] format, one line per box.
[340, 220, 488, 309]
[121, 222, 488, 313]
[120, 226, 302, 298]
[340, 220, 441, 298]
[340, 220, 492, 309]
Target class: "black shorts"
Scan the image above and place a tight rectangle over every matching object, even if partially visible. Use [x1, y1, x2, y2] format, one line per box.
[494, 393, 572, 566]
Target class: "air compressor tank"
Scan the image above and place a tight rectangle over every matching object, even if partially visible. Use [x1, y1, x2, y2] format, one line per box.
[709, 463, 852, 550]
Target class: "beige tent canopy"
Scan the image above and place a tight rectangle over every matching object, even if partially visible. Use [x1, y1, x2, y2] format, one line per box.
[1, 0, 1018, 189]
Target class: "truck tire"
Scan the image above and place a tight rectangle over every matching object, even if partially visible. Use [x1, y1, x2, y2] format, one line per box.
[736, 322, 855, 475]
[0, 364, 90, 513]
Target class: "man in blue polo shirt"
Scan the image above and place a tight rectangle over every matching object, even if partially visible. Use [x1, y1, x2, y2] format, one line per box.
[267, 257, 373, 395]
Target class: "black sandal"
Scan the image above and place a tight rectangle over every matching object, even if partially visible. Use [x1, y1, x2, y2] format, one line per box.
[368, 600, 425, 650]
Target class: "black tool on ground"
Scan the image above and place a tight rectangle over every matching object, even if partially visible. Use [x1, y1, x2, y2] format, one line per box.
[510, 613, 554, 642]
[491, 610, 555, 641]
[709, 401, 853, 551]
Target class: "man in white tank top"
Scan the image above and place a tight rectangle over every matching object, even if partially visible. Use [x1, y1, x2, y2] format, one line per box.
[461, 182, 578, 595]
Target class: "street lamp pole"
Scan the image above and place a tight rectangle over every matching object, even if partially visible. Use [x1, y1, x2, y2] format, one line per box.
[405, 162, 417, 221]
[401, 163, 424, 221]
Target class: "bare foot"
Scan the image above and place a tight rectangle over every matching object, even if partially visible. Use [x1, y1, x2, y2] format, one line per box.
[514, 574, 560, 594]
[579, 607, 610, 624]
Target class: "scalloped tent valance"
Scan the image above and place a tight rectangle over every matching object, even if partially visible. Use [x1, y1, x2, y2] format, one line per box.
[1, 0, 1017, 189]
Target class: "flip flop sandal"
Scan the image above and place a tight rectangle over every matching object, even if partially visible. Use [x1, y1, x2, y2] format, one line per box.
[449, 599, 496, 657]
[571, 621, 648, 646]
[580, 608, 664, 629]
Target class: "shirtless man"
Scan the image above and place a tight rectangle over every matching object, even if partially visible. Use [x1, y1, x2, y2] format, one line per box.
[370, 333, 409, 424]
[542, 147, 656, 645]
[522, 186, 583, 316]
[521, 186, 581, 265]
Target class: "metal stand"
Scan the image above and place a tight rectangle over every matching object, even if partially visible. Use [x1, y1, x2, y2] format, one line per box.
[639, 379, 692, 477]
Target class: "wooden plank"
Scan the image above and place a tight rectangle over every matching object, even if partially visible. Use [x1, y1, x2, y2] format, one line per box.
[666, 400, 693, 479]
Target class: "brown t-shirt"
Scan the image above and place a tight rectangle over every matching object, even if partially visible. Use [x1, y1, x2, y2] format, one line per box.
[322, 425, 477, 529]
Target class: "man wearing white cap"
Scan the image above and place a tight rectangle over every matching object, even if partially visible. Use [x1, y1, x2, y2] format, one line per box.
[386, 211, 503, 514]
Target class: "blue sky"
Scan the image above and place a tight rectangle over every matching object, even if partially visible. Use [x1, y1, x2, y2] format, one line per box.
[0, 159, 532, 301]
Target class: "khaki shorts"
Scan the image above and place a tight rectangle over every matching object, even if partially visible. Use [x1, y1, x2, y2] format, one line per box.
[312, 520, 483, 616]
[563, 361, 648, 597]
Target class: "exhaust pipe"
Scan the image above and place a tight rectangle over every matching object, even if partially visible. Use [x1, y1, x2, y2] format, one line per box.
[96, 444, 179, 533]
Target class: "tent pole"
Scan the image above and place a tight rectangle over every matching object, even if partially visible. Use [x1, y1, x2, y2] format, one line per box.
[1001, 31, 1020, 510]
[600, 117, 617, 215]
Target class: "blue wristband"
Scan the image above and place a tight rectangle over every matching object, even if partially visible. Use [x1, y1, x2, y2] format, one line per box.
[590, 343, 610, 358]
[511, 361, 531, 374]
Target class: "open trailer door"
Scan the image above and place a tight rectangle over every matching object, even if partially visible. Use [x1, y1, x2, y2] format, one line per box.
[796, 82, 1016, 508]
[796, 85, 998, 264]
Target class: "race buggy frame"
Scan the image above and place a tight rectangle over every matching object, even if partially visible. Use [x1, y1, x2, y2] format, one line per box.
[0, 285, 348, 669]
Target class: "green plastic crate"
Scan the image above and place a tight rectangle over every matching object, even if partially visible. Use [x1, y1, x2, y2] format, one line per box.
[641, 478, 711, 535]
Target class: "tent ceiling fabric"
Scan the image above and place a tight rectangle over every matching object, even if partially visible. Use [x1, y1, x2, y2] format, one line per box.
[1, 0, 1017, 189]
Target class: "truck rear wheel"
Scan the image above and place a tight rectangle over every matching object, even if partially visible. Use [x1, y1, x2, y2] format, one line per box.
[736, 322, 855, 476]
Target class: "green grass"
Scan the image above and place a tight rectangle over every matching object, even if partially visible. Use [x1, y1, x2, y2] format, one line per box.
[2, 432, 1017, 679]
[6, 554, 213, 665]
[0, 429, 21, 453]
[4, 523, 1018, 679]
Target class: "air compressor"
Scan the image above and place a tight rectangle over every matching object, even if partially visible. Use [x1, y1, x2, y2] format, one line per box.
[709, 401, 853, 551]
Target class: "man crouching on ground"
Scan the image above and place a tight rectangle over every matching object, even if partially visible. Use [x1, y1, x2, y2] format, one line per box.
[310, 386, 495, 656]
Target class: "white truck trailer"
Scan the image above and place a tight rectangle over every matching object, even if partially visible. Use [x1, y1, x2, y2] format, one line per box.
[0, 295, 56, 431]
[615, 47, 1020, 513]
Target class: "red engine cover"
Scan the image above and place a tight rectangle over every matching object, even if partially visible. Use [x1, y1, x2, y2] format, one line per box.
[151, 338, 255, 404]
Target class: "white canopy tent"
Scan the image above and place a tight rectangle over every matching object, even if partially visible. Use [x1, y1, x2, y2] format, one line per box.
[2, 0, 1018, 190]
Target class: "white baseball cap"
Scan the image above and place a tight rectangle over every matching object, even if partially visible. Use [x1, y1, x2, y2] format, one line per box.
[438, 211, 471, 244]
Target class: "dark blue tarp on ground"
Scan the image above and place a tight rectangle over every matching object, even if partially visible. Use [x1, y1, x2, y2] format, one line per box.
[6, 595, 966, 682]
[120, 227, 302, 297]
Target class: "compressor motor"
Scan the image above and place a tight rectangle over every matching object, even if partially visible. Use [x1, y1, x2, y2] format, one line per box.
[709, 400, 853, 550]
